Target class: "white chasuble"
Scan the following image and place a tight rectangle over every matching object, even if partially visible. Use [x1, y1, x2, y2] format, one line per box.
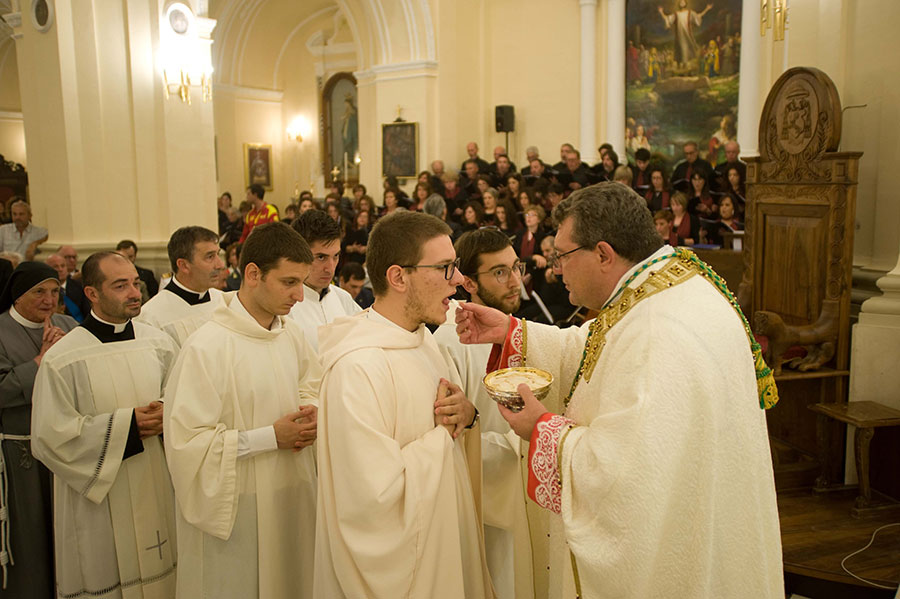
[434, 301, 564, 599]
[315, 309, 494, 599]
[136, 286, 224, 346]
[163, 292, 320, 599]
[31, 324, 179, 599]
[491, 248, 783, 598]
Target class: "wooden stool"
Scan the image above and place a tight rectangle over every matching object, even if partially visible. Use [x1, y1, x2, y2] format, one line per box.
[809, 401, 900, 517]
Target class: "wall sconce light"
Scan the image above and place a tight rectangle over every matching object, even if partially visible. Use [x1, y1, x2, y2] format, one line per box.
[761, 0, 788, 41]
[286, 116, 309, 143]
[160, 3, 215, 104]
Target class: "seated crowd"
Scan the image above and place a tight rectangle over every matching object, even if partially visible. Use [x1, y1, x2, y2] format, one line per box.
[214, 139, 746, 327]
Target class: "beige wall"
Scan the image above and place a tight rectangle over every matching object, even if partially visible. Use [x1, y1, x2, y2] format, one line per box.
[0, 37, 25, 167]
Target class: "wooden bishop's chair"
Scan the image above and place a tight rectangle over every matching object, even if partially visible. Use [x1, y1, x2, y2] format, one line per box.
[738, 67, 861, 489]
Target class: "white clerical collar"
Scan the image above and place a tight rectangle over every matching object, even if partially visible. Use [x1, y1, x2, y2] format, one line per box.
[172, 275, 206, 295]
[230, 293, 283, 331]
[603, 244, 676, 309]
[90, 310, 129, 333]
[10, 306, 44, 329]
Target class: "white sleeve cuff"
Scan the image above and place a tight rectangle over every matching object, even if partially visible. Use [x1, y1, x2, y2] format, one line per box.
[236, 425, 278, 459]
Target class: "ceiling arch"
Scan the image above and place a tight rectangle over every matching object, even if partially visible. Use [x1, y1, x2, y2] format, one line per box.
[209, 0, 436, 89]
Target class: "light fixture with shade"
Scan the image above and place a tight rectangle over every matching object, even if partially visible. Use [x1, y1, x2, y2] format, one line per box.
[160, 3, 215, 104]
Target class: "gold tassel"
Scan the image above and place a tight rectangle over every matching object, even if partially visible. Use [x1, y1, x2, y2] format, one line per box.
[753, 343, 779, 409]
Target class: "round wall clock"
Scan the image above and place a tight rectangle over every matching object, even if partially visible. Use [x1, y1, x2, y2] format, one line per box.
[32, 0, 54, 33]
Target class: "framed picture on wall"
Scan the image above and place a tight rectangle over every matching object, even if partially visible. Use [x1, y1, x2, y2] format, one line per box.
[243, 143, 273, 190]
[381, 122, 418, 179]
[322, 73, 359, 184]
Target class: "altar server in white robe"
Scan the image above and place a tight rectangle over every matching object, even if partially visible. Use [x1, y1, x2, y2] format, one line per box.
[434, 228, 560, 599]
[287, 209, 360, 350]
[32, 251, 179, 599]
[164, 222, 320, 599]
[137, 226, 225, 345]
[315, 211, 495, 599]
[456, 182, 783, 599]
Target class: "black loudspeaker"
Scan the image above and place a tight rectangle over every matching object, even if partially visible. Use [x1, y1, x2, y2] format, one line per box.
[495, 105, 515, 133]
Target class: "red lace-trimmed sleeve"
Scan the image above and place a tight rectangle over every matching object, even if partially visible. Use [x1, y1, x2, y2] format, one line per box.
[486, 316, 525, 373]
[527, 413, 576, 514]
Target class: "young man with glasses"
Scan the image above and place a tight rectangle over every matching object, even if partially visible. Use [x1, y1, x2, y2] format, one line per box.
[434, 228, 559, 599]
[314, 211, 493, 599]
[455, 182, 782, 599]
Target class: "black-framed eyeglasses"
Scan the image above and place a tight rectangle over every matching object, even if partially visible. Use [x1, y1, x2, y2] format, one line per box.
[549, 245, 588, 268]
[472, 261, 526, 285]
[400, 257, 461, 281]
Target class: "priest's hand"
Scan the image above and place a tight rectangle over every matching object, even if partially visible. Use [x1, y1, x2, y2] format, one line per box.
[434, 378, 476, 439]
[274, 407, 316, 452]
[293, 404, 318, 452]
[456, 303, 510, 346]
[497, 384, 549, 442]
[135, 401, 164, 439]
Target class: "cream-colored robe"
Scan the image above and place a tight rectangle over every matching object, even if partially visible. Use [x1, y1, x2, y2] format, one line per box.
[495, 247, 783, 598]
[315, 309, 494, 599]
[163, 292, 320, 599]
[287, 283, 360, 351]
[434, 302, 564, 599]
[136, 286, 224, 346]
[31, 324, 178, 599]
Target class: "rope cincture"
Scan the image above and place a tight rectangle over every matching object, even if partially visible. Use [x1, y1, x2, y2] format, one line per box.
[0, 432, 30, 590]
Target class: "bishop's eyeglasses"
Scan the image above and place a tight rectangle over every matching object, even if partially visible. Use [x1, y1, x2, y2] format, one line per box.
[549, 245, 588, 269]
[400, 257, 461, 280]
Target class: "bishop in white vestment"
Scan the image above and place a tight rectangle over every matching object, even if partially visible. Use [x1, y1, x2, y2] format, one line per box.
[31, 313, 178, 599]
[458, 184, 783, 598]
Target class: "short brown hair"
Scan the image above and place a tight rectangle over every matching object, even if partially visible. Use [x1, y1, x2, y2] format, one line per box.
[240, 222, 312, 277]
[553, 182, 662, 264]
[455, 228, 512, 277]
[653, 210, 674, 223]
[366, 211, 451, 297]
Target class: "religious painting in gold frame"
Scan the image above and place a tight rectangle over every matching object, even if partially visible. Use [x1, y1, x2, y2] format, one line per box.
[243, 143, 273, 191]
[381, 122, 418, 179]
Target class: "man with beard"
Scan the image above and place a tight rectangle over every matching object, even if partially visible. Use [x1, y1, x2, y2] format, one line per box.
[433, 228, 561, 599]
[314, 211, 494, 599]
[137, 226, 226, 346]
[32, 251, 179, 598]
